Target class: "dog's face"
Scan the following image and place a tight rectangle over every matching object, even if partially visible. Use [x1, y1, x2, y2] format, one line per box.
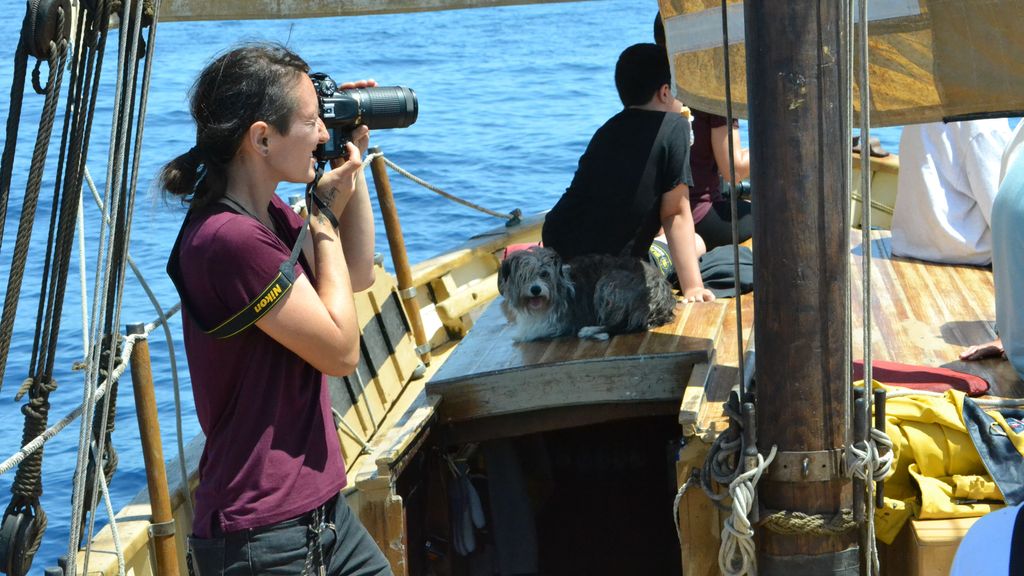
[498, 247, 572, 315]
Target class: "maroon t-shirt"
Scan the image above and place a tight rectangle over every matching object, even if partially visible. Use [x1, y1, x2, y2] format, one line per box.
[689, 109, 737, 224]
[169, 194, 346, 537]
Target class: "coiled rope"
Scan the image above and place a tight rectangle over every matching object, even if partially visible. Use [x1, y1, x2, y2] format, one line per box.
[719, 446, 776, 576]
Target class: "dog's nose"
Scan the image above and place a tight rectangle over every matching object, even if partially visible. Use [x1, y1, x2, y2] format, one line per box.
[530, 285, 542, 296]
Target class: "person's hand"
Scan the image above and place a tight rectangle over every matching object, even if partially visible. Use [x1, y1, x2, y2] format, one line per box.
[960, 338, 1004, 361]
[314, 138, 365, 229]
[336, 79, 377, 157]
[681, 287, 716, 304]
[337, 78, 377, 90]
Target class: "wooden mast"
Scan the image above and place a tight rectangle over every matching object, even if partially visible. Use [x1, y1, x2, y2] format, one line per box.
[745, 1, 857, 573]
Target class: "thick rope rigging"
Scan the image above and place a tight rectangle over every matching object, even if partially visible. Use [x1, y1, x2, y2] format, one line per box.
[0, 41, 30, 249]
[0, 7, 71, 393]
[0, 4, 73, 572]
[72, 1, 157, 572]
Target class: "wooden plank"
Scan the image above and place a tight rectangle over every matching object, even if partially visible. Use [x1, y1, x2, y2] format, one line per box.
[676, 440, 722, 576]
[690, 292, 755, 437]
[410, 215, 543, 287]
[436, 272, 500, 325]
[432, 351, 709, 423]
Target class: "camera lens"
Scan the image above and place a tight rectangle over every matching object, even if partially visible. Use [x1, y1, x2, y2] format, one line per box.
[350, 86, 419, 130]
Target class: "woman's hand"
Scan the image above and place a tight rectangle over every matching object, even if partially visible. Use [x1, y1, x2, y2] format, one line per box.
[335, 79, 377, 156]
[314, 131, 366, 230]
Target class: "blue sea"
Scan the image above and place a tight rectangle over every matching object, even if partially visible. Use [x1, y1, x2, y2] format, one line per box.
[0, 1, 909, 572]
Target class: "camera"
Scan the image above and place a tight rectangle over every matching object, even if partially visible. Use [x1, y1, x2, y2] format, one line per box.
[309, 72, 419, 161]
[719, 176, 752, 200]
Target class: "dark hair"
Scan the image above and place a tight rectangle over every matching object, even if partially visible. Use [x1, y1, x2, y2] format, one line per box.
[654, 13, 665, 48]
[614, 43, 671, 108]
[159, 42, 310, 207]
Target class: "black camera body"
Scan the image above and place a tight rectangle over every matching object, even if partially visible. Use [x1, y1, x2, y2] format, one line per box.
[719, 176, 752, 200]
[309, 72, 419, 161]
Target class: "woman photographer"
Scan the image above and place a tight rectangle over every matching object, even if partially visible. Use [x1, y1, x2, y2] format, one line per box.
[161, 42, 392, 575]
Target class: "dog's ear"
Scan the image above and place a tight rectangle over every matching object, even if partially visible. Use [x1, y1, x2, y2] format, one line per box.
[560, 264, 575, 297]
[498, 257, 513, 295]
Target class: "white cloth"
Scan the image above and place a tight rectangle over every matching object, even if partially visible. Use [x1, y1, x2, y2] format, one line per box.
[891, 119, 1011, 265]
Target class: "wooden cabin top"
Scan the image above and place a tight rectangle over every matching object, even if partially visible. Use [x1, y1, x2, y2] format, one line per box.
[425, 290, 729, 441]
[686, 229, 1024, 438]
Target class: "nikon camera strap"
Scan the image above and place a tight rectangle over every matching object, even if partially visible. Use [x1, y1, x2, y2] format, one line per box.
[168, 163, 326, 339]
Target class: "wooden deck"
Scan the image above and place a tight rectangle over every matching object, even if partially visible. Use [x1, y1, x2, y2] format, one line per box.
[424, 294, 728, 442]
[677, 229, 1024, 576]
[850, 230, 1021, 397]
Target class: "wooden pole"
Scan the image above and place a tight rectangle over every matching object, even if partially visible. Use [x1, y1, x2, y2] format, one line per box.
[369, 147, 431, 365]
[127, 323, 179, 576]
[744, 1, 857, 573]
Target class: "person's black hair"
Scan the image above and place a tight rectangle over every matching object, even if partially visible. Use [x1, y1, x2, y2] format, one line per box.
[615, 43, 671, 108]
[159, 42, 310, 208]
[654, 13, 665, 47]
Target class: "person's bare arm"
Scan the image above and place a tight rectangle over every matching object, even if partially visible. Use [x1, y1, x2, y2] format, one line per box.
[661, 183, 715, 303]
[257, 141, 365, 376]
[711, 122, 750, 182]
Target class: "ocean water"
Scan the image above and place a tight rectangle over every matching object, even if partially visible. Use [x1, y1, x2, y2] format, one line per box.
[0, 1, 908, 572]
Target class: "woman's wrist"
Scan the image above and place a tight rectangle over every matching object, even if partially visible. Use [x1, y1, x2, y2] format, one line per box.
[311, 190, 340, 229]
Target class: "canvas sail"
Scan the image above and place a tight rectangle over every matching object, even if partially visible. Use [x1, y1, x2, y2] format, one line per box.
[659, 0, 1024, 126]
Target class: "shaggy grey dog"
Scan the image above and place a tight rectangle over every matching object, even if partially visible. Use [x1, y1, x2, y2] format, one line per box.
[497, 246, 677, 342]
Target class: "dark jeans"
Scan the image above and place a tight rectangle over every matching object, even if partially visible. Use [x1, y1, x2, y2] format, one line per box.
[187, 493, 392, 575]
[694, 199, 753, 251]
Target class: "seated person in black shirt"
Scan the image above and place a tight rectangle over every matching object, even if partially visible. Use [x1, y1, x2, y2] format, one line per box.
[542, 43, 715, 303]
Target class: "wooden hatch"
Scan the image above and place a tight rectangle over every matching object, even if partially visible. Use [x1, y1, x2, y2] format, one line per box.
[425, 293, 728, 441]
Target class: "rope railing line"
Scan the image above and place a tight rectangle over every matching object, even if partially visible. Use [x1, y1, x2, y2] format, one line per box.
[365, 153, 521, 222]
[0, 321, 164, 476]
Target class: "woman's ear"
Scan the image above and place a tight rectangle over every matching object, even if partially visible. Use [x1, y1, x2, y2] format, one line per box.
[247, 121, 271, 156]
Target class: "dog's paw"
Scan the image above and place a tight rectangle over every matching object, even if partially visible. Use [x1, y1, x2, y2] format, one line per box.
[578, 326, 610, 340]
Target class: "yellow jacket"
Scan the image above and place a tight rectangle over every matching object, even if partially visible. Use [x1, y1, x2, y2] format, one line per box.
[874, 387, 1024, 543]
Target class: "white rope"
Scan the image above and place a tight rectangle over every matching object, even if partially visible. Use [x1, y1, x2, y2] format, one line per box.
[78, 189, 90, 358]
[673, 473, 697, 545]
[719, 445, 777, 576]
[94, 444, 127, 576]
[845, 426, 893, 574]
[87, 148, 195, 529]
[0, 333, 143, 475]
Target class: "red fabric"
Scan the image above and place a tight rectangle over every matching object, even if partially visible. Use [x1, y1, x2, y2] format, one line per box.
[503, 242, 542, 260]
[852, 359, 990, 396]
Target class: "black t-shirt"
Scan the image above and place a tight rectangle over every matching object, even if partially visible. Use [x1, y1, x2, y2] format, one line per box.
[542, 108, 692, 260]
